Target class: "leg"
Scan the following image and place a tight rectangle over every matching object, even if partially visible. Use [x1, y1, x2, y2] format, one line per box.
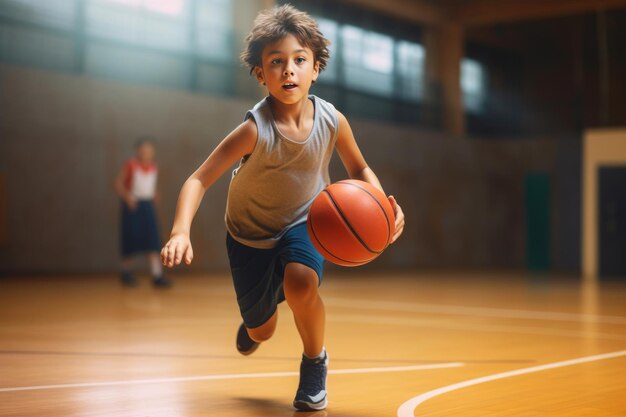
[148, 251, 171, 287]
[236, 310, 278, 355]
[120, 201, 138, 286]
[246, 309, 278, 343]
[148, 252, 162, 277]
[226, 232, 281, 355]
[120, 256, 133, 273]
[120, 256, 137, 286]
[283, 262, 325, 358]
[285, 263, 328, 411]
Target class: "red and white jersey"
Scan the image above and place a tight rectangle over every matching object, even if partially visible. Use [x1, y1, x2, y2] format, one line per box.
[123, 159, 158, 200]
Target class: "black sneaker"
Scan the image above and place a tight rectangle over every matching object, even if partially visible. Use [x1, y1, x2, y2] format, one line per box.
[152, 275, 172, 288]
[120, 272, 137, 287]
[236, 323, 259, 355]
[293, 350, 328, 411]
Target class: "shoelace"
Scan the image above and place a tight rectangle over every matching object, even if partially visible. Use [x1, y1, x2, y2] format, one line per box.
[298, 355, 326, 392]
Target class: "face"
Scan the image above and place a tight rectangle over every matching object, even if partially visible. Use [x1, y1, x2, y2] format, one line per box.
[255, 34, 319, 104]
[136, 142, 155, 163]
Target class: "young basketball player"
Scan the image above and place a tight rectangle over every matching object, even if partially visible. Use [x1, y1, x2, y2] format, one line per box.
[115, 138, 171, 288]
[161, 5, 405, 410]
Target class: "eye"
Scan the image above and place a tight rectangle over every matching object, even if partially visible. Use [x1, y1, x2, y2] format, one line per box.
[295, 57, 306, 64]
[271, 58, 282, 65]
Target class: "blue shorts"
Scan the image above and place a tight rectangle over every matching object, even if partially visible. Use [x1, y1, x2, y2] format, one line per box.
[120, 200, 161, 257]
[226, 222, 325, 329]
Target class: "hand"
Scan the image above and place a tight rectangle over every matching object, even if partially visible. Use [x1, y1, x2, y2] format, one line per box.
[388, 195, 405, 244]
[161, 233, 194, 267]
[125, 196, 138, 211]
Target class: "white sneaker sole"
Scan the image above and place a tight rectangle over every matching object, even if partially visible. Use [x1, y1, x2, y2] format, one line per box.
[293, 397, 328, 411]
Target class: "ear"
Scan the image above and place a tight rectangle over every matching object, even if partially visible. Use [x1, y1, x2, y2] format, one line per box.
[312, 61, 320, 83]
[254, 66, 265, 86]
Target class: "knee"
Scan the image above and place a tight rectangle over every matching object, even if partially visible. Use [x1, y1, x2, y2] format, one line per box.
[284, 263, 319, 305]
[247, 326, 274, 343]
[247, 313, 277, 342]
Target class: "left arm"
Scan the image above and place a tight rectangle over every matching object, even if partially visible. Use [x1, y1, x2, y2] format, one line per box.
[335, 111, 405, 243]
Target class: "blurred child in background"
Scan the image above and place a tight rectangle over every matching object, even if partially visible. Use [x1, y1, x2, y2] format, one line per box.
[115, 138, 171, 288]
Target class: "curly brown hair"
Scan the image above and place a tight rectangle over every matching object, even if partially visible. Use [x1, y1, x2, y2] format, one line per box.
[241, 4, 331, 75]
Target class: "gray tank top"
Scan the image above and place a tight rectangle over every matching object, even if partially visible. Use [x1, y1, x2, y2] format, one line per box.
[225, 95, 338, 249]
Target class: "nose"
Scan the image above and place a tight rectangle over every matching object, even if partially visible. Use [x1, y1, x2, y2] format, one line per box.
[283, 64, 294, 77]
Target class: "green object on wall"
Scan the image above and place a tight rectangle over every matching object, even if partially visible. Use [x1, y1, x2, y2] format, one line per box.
[525, 173, 551, 271]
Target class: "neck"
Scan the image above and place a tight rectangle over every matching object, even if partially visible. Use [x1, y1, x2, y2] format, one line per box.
[267, 95, 311, 127]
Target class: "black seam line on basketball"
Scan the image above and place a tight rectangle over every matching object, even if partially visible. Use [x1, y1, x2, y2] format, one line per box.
[336, 181, 392, 247]
[323, 189, 382, 254]
[308, 210, 366, 265]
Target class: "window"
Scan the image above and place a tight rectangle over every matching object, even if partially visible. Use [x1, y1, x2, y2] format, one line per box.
[85, 41, 190, 88]
[84, 0, 233, 60]
[316, 17, 338, 82]
[195, 0, 232, 62]
[461, 58, 486, 112]
[313, 17, 425, 105]
[0, 0, 76, 30]
[397, 40, 424, 102]
[0, 0, 77, 71]
[106, 0, 185, 15]
[341, 25, 394, 97]
[86, 0, 189, 52]
[0, 24, 76, 71]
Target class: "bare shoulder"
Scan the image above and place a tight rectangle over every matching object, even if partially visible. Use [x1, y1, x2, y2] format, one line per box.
[224, 118, 258, 155]
[233, 118, 258, 140]
[336, 109, 349, 126]
[335, 109, 355, 139]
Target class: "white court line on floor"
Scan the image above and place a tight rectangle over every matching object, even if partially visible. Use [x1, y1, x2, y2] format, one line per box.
[397, 350, 626, 417]
[329, 314, 626, 341]
[0, 362, 463, 393]
[324, 297, 626, 324]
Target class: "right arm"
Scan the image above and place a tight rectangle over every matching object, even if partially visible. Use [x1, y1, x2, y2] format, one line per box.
[114, 163, 137, 210]
[162, 119, 257, 267]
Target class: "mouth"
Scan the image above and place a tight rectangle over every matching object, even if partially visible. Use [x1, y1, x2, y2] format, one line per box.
[282, 82, 298, 91]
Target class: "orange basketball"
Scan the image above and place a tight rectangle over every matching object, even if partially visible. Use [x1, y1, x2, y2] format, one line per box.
[307, 179, 395, 267]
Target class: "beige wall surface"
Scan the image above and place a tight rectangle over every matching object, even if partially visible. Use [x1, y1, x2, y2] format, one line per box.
[582, 129, 626, 279]
[0, 65, 579, 274]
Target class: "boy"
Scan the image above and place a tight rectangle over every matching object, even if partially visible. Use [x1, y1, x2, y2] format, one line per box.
[114, 138, 171, 288]
[161, 5, 404, 411]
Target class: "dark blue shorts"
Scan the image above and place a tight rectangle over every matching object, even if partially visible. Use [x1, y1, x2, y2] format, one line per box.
[226, 222, 325, 329]
[120, 200, 162, 257]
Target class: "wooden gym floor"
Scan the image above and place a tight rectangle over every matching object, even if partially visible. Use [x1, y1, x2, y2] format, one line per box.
[0, 272, 625, 417]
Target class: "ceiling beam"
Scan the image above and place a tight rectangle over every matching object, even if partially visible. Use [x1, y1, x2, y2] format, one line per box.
[452, 0, 626, 26]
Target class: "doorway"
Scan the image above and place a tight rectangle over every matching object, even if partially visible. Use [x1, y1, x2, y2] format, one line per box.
[599, 166, 626, 279]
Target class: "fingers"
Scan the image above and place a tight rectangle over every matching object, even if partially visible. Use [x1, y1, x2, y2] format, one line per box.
[160, 246, 166, 265]
[388, 195, 397, 220]
[172, 243, 183, 266]
[391, 224, 404, 243]
[161, 242, 173, 267]
[184, 245, 194, 264]
[162, 241, 180, 267]
[161, 237, 193, 267]
[126, 197, 138, 211]
[160, 243, 168, 265]
[388, 195, 405, 244]
[165, 242, 173, 267]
